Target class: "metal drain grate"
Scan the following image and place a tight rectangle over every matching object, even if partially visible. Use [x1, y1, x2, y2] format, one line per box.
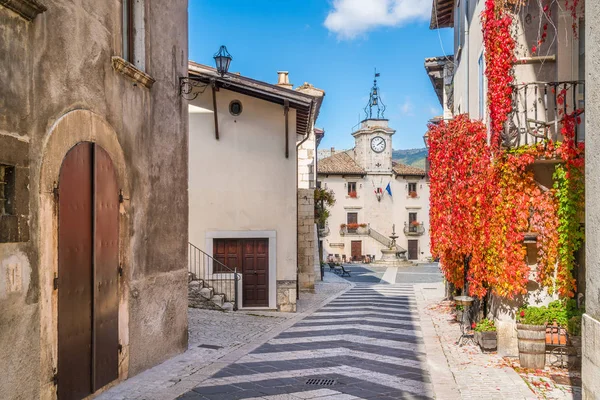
[305, 379, 336, 386]
[197, 344, 223, 350]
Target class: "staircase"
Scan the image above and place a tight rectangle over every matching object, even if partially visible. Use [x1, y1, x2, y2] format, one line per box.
[188, 243, 238, 311]
[368, 227, 406, 253]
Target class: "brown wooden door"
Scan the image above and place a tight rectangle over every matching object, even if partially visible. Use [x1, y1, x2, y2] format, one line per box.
[242, 239, 269, 307]
[351, 240, 362, 261]
[213, 239, 241, 273]
[408, 240, 419, 260]
[58, 142, 119, 400]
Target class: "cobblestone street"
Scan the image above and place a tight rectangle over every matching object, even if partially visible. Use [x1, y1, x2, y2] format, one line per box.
[99, 264, 553, 400]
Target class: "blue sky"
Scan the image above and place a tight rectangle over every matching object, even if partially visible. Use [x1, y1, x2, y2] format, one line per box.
[189, 0, 453, 150]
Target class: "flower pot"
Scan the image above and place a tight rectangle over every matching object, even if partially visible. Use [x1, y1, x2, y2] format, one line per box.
[517, 323, 546, 369]
[475, 331, 497, 352]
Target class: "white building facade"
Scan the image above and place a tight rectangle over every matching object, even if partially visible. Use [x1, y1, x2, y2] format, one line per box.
[318, 119, 431, 263]
[187, 62, 321, 312]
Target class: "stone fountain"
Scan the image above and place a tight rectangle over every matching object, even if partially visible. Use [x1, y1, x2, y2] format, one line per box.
[376, 224, 412, 266]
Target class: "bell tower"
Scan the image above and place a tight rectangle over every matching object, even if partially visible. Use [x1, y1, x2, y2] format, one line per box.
[352, 70, 395, 173]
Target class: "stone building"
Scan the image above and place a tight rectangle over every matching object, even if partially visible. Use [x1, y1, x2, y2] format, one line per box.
[318, 75, 431, 264]
[0, 1, 189, 399]
[584, 2, 600, 397]
[428, 0, 586, 357]
[187, 63, 323, 312]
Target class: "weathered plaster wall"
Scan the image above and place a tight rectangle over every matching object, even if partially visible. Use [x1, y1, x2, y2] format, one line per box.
[583, 2, 600, 397]
[0, 1, 189, 398]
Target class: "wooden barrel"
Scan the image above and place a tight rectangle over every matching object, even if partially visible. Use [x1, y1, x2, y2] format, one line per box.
[517, 323, 546, 369]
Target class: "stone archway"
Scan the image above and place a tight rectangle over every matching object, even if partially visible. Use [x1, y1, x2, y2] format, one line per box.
[37, 110, 130, 399]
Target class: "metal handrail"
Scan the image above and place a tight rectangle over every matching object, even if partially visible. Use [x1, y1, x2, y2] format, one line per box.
[188, 242, 239, 310]
[503, 81, 585, 148]
[404, 222, 425, 236]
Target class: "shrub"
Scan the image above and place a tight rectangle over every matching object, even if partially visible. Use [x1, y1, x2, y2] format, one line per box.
[474, 318, 496, 332]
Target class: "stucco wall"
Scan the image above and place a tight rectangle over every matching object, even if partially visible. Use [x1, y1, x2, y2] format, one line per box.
[583, 2, 600, 397]
[188, 88, 298, 310]
[319, 173, 430, 262]
[0, 1, 189, 398]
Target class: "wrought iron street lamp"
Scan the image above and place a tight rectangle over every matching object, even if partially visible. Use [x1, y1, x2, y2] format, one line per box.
[213, 45, 232, 77]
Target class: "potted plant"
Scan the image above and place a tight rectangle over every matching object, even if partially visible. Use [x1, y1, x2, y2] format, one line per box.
[357, 223, 368, 234]
[474, 319, 497, 352]
[347, 223, 359, 233]
[348, 190, 358, 198]
[340, 223, 347, 235]
[409, 191, 418, 198]
[516, 305, 548, 369]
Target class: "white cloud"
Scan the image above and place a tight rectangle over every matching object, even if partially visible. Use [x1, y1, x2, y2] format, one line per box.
[400, 98, 414, 116]
[324, 0, 431, 40]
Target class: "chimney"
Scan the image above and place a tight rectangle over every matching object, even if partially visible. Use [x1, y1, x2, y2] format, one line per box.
[276, 71, 293, 89]
[331, 147, 335, 156]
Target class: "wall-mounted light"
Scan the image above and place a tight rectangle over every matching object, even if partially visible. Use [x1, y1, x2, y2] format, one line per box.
[214, 45, 232, 77]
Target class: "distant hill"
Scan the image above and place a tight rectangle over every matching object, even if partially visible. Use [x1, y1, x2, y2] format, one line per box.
[318, 147, 428, 169]
[392, 148, 428, 169]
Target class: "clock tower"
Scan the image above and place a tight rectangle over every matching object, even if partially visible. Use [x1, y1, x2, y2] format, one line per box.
[352, 71, 395, 173]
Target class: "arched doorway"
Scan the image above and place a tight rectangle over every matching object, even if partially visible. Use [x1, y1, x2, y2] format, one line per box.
[57, 142, 119, 399]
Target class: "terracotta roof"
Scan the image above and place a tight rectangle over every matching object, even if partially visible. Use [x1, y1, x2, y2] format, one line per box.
[317, 152, 365, 175]
[393, 163, 426, 176]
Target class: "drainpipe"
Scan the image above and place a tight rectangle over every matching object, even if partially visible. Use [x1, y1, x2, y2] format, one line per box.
[464, 0, 470, 116]
[295, 100, 315, 300]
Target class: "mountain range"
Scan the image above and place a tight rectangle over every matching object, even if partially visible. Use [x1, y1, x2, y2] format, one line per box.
[318, 147, 428, 170]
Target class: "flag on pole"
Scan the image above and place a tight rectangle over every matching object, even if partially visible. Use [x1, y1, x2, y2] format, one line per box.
[385, 182, 392, 197]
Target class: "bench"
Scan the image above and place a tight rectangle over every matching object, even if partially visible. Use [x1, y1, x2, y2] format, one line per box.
[328, 262, 338, 273]
[336, 265, 351, 277]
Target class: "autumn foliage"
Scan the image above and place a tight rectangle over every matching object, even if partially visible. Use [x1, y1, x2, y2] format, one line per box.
[428, 0, 584, 299]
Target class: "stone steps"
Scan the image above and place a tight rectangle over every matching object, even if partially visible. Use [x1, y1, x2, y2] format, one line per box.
[188, 280, 235, 311]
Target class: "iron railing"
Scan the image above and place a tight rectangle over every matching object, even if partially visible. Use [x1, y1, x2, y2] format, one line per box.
[188, 242, 239, 310]
[503, 81, 585, 148]
[404, 222, 425, 236]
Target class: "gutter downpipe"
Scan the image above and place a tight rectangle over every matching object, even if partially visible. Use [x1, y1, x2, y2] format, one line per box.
[295, 99, 315, 301]
[465, 0, 470, 117]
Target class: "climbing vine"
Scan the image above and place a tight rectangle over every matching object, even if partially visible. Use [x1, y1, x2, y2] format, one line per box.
[428, 0, 585, 299]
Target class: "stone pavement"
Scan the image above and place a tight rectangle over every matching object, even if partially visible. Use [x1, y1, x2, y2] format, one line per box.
[97, 273, 351, 400]
[415, 282, 537, 400]
[180, 283, 433, 400]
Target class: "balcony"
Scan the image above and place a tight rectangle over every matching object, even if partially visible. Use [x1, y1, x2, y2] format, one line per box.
[340, 224, 369, 236]
[404, 222, 425, 236]
[502, 81, 584, 149]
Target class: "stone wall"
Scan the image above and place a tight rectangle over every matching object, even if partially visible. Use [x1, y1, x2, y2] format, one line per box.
[297, 189, 316, 292]
[277, 280, 297, 312]
[0, 1, 189, 398]
[583, 3, 600, 398]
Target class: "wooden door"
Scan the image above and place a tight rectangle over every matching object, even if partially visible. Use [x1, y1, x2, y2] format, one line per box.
[58, 142, 119, 400]
[408, 240, 419, 260]
[351, 240, 362, 262]
[242, 239, 269, 307]
[213, 239, 241, 273]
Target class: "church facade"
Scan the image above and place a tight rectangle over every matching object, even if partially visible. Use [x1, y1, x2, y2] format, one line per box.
[317, 77, 431, 263]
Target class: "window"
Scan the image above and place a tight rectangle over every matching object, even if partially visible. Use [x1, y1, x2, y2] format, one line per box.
[122, 0, 134, 63]
[347, 182, 357, 198]
[347, 212, 358, 233]
[408, 182, 417, 197]
[122, 0, 145, 70]
[478, 52, 486, 120]
[0, 164, 15, 216]
[409, 212, 418, 232]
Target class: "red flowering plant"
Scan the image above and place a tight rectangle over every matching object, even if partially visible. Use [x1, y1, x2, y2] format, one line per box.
[348, 191, 358, 198]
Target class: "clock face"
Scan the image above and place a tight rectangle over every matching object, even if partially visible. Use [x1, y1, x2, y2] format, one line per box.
[371, 136, 386, 153]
